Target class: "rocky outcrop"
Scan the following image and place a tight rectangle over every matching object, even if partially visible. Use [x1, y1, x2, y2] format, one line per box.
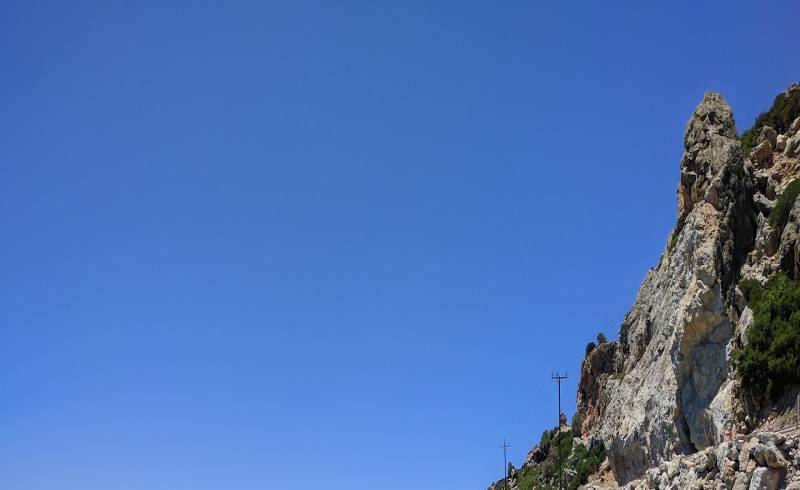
[677, 93, 740, 222]
[589, 92, 757, 483]
[603, 430, 800, 490]
[742, 111, 800, 282]
[489, 84, 800, 490]
[578, 85, 800, 486]
[577, 342, 618, 436]
[778, 199, 800, 280]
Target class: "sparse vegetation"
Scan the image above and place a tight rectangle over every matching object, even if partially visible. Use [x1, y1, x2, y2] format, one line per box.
[568, 439, 606, 490]
[596, 332, 607, 344]
[738, 277, 762, 303]
[571, 411, 583, 437]
[741, 88, 800, 158]
[733, 274, 800, 400]
[585, 341, 596, 357]
[611, 362, 626, 381]
[768, 179, 800, 229]
[668, 215, 687, 253]
[496, 426, 606, 490]
[516, 464, 541, 490]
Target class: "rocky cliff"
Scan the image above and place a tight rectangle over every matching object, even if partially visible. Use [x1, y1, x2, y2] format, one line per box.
[488, 83, 800, 490]
[575, 84, 800, 486]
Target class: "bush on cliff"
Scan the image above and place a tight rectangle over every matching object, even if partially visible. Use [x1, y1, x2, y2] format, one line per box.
[571, 411, 583, 437]
[668, 215, 687, 253]
[741, 88, 800, 158]
[739, 277, 763, 303]
[510, 427, 605, 490]
[569, 439, 606, 490]
[734, 274, 800, 400]
[768, 178, 800, 229]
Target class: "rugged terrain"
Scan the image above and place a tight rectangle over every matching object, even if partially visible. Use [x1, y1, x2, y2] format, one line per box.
[490, 83, 800, 490]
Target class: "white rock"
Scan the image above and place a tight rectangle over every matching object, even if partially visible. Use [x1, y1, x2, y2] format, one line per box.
[751, 140, 774, 168]
[763, 443, 787, 468]
[787, 135, 800, 157]
[759, 126, 778, 148]
[790, 116, 800, 135]
[732, 472, 749, 490]
[592, 93, 755, 483]
[667, 459, 680, 479]
[777, 134, 788, 152]
[748, 466, 780, 490]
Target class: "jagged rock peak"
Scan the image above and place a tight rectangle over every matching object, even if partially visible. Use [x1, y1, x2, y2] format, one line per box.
[678, 92, 740, 221]
[685, 92, 738, 147]
[588, 89, 756, 484]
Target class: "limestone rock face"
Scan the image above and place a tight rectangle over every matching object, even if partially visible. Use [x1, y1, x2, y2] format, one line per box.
[752, 141, 774, 169]
[493, 84, 800, 490]
[758, 126, 778, 149]
[576, 341, 618, 435]
[678, 92, 739, 222]
[574, 85, 800, 487]
[591, 93, 757, 483]
[777, 198, 800, 280]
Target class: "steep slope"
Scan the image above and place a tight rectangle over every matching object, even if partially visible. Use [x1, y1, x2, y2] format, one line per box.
[577, 84, 800, 485]
[589, 92, 756, 482]
[488, 83, 800, 490]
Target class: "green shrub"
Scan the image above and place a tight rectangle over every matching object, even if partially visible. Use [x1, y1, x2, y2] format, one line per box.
[741, 88, 800, 158]
[739, 278, 763, 303]
[510, 426, 607, 490]
[539, 429, 551, 455]
[611, 362, 626, 380]
[668, 215, 687, 253]
[567, 439, 606, 490]
[585, 341, 596, 357]
[733, 274, 800, 400]
[741, 129, 759, 160]
[768, 179, 800, 229]
[544, 429, 573, 482]
[571, 411, 584, 437]
[596, 332, 607, 344]
[515, 464, 540, 490]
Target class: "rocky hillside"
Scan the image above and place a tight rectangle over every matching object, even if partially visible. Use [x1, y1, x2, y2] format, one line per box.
[489, 83, 800, 490]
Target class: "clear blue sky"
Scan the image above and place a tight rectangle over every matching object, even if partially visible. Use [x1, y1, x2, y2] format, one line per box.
[1, 2, 798, 489]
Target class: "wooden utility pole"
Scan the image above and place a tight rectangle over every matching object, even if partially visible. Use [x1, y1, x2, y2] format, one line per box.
[500, 438, 510, 490]
[552, 372, 567, 428]
[552, 372, 567, 490]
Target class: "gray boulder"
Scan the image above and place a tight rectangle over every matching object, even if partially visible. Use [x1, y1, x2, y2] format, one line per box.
[790, 116, 800, 135]
[763, 443, 786, 469]
[777, 134, 788, 152]
[732, 472, 749, 490]
[748, 467, 780, 490]
[753, 194, 775, 215]
[787, 135, 800, 158]
[758, 126, 778, 148]
[751, 140, 774, 168]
